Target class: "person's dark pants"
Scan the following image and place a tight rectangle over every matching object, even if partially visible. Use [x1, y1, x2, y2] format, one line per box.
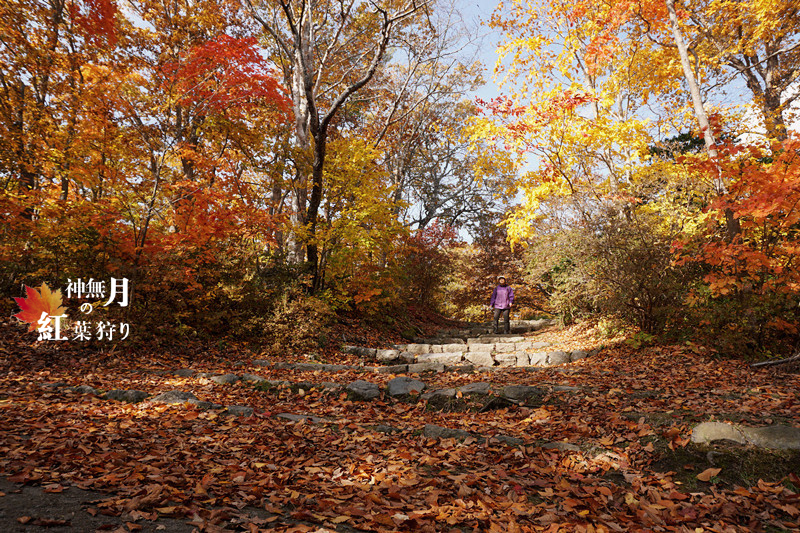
[493, 308, 510, 334]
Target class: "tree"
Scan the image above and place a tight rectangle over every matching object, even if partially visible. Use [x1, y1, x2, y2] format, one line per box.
[247, 0, 426, 290]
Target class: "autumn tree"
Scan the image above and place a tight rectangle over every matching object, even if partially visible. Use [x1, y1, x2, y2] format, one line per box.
[246, 0, 427, 290]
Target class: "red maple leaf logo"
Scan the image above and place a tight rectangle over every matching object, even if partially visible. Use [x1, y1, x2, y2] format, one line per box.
[12, 283, 67, 332]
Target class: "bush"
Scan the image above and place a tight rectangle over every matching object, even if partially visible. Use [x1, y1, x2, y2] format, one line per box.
[528, 204, 694, 334]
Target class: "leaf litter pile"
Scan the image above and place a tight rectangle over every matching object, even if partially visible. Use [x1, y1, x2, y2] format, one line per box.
[1, 321, 799, 532]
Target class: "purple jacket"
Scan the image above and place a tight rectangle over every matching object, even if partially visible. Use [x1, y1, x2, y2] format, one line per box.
[490, 285, 514, 309]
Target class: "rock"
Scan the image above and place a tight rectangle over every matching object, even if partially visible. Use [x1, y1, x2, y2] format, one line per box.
[104, 389, 150, 403]
[691, 422, 748, 445]
[388, 376, 426, 396]
[376, 349, 401, 362]
[241, 373, 266, 383]
[495, 354, 517, 367]
[466, 352, 494, 367]
[470, 336, 525, 344]
[516, 352, 530, 366]
[222, 405, 254, 417]
[494, 343, 516, 353]
[276, 413, 327, 424]
[405, 344, 431, 354]
[530, 341, 552, 350]
[527, 352, 549, 366]
[421, 388, 457, 400]
[493, 435, 524, 446]
[407, 362, 444, 373]
[42, 382, 69, 389]
[542, 441, 580, 452]
[515, 341, 532, 351]
[374, 424, 402, 434]
[423, 424, 473, 441]
[252, 359, 271, 367]
[320, 381, 341, 390]
[692, 422, 800, 449]
[210, 374, 240, 385]
[429, 345, 443, 353]
[500, 385, 545, 402]
[150, 390, 199, 404]
[343, 345, 377, 357]
[373, 364, 408, 374]
[346, 380, 381, 400]
[468, 343, 495, 352]
[399, 352, 416, 363]
[71, 385, 98, 395]
[746, 425, 800, 450]
[418, 353, 463, 365]
[570, 350, 589, 362]
[446, 364, 475, 373]
[458, 382, 492, 395]
[192, 401, 216, 410]
[174, 369, 195, 377]
[548, 351, 571, 365]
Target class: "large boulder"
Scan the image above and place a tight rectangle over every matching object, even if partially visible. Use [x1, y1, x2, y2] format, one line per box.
[387, 376, 426, 396]
[346, 380, 381, 400]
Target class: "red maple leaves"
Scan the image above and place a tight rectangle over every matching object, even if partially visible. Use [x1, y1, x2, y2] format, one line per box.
[12, 283, 67, 332]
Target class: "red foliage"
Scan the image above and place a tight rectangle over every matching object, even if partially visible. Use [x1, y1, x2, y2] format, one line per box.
[163, 35, 290, 116]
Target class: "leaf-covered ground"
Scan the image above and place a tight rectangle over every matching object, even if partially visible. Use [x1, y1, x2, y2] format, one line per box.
[1, 319, 798, 532]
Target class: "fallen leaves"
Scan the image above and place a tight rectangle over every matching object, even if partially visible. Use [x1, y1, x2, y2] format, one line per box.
[696, 467, 723, 482]
[0, 323, 798, 532]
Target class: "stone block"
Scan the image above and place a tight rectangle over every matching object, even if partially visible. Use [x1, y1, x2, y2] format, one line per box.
[406, 344, 431, 354]
[373, 364, 408, 374]
[527, 351, 549, 366]
[468, 343, 495, 353]
[494, 342, 516, 353]
[407, 362, 445, 373]
[516, 352, 530, 366]
[466, 352, 494, 367]
[376, 349, 400, 362]
[441, 343, 466, 353]
[548, 351, 570, 365]
[430, 345, 443, 353]
[495, 353, 517, 367]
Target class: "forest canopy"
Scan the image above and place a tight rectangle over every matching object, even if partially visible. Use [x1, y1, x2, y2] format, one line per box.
[1, 0, 798, 357]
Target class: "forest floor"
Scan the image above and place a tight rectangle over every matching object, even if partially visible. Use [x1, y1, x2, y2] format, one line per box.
[0, 316, 799, 533]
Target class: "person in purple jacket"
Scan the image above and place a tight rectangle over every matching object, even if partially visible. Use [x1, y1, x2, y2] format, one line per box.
[490, 276, 514, 334]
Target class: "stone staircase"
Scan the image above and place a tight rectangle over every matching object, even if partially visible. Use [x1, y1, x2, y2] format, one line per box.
[343, 318, 599, 370]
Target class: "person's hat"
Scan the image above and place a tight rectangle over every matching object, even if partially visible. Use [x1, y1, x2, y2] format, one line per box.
[497, 275, 506, 280]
